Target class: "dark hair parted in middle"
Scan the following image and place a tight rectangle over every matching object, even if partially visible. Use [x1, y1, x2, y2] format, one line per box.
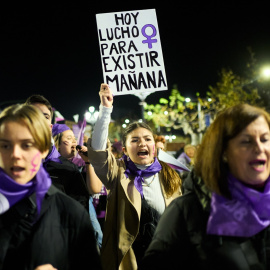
[122, 121, 181, 196]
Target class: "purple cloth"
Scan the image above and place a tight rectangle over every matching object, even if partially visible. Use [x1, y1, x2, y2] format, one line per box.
[44, 145, 62, 164]
[74, 118, 86, 160]
[92, 184, 107, 219]
[70, 157, 86, 168]
[112, 141, 123, 153]
[207, 173, 270, 237]
[123, 155, 162, 197]
[0, 165, 51, 215]
[52, 123, 70, 137]
[177, 152, 191, 173]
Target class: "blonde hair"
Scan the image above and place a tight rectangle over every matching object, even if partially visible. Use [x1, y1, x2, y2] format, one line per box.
[53, 133, 62, 151]
[0, 104, 51, 153]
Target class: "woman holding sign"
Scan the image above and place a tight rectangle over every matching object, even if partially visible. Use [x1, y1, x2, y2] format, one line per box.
[87, 83, 182, 269]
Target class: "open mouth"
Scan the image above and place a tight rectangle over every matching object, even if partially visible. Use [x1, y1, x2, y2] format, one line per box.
[137, 150, 149, 157]
[11, 166, 25, 175]
[249, 159, 266, 169]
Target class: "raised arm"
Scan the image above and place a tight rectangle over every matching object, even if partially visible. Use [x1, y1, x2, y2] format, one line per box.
[91, 83, 114, 151]
[77, 145, 103, 194]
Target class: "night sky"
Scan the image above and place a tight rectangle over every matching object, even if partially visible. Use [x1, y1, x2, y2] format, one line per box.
[1, 2, 270, 121]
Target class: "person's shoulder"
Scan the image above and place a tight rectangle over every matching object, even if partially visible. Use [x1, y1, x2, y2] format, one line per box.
[173, 191, 196, 204]
[48, 186, 88, 214]
[59, 156, 79, 169]
[46, 156, 79, 172]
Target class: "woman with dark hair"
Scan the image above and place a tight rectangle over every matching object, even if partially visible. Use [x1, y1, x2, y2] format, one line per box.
[0, 104, 101, 270]
[87, 83, 182, 270]
[141, 103, 270, 269]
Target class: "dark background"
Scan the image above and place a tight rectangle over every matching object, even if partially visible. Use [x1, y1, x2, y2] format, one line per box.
[1, 2, 270, 121]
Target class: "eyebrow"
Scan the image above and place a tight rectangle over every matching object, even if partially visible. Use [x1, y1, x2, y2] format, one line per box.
[43, 113, 51, 118]
[131, 135, 152, 139]
[0, 138, 34, 142]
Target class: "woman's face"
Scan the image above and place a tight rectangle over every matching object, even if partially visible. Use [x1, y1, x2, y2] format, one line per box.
[123, 127, 155, 165]
[225, 116, 270, 186]
[58, 129, 77, 159]
[186, 147, 195, 158]
[0, 121, 48, 184]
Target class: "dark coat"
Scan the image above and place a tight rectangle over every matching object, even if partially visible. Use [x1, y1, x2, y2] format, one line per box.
[140, 170, 270, 270]
[0, 185, 102, 270]
[44, 156, 90, 211]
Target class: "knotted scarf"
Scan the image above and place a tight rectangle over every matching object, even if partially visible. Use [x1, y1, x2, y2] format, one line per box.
[207, 173, 270, 237]
[0, 165, 51, 215]
[71, 157, 86, 168]
[123, 154, 162, 197]
[44, 144, 62, 165]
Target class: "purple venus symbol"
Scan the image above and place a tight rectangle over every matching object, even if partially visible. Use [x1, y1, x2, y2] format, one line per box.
[141, 24, 158, 49]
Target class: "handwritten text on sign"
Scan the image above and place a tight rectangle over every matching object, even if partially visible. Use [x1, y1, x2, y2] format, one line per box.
[96, 9, 167, 96]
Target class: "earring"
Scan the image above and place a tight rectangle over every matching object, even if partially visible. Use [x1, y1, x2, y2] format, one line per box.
[222, 155, 228, 162]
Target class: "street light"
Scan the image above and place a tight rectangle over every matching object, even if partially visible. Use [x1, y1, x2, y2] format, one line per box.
[244, 66, 270, 86]
[165, 134, 176, 143]
[85, 106, 99, 126]
[133, 92, 153, 121]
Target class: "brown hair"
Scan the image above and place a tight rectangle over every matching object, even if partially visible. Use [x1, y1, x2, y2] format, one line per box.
[25, 94, 54, 122]
[122, 121, 181, 196]
[154, 135, 166, 144]
[122, 121, 153, 148]
[194, 103, 270, 197]
[53, 133, 63, 151]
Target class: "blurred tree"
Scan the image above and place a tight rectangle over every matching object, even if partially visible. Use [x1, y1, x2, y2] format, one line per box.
[108, 121, 122, 142]
[144, 58, 262, 144]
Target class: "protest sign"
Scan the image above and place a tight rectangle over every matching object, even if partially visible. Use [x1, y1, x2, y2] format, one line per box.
[96, 9, 167, 96]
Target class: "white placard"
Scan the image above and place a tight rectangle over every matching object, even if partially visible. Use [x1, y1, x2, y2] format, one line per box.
[96, 9, 168, 96]
[158, 149, 191, 172]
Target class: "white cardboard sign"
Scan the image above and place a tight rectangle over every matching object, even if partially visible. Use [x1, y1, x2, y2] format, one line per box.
[96, 9, 167, 96]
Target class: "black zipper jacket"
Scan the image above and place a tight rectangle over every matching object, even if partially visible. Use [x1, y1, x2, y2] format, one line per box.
[140, 170, 270, 269]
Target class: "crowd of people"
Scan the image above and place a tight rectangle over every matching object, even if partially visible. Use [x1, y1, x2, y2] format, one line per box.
[1, 83, 270, 269]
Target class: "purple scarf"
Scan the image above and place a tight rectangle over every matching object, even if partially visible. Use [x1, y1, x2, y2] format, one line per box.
[123, 154, 162, 197]
[207, 173, 270, 237]
[44, 144, 62, 164]
[70, 157, 86, 168]
[0, 165, 51, 215]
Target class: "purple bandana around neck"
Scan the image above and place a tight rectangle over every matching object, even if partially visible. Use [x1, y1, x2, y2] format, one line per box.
[44, 144, 62, 164]
[0, 165, 51, 215]
[207, 173, 270, 237]
[123, 154, 162, 197]
[70, 157, 86, 168]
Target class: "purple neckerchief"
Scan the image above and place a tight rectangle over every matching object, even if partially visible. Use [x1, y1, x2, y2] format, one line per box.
[44, 145, 62, 164]
[123, 154, 162, 198]
[178, 152, 191, 163]
[0, 165, 51, 215]
[207, 173, 270, 237]
[70, 157, 86, 168]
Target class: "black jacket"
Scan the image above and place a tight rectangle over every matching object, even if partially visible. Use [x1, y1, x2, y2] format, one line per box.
[140, 170, 270, 269]
[44, 156, 90, 211]
[0, 185, 102, 270]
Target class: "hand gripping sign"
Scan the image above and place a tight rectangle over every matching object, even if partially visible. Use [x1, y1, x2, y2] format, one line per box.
[96, 9, 168, 96]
